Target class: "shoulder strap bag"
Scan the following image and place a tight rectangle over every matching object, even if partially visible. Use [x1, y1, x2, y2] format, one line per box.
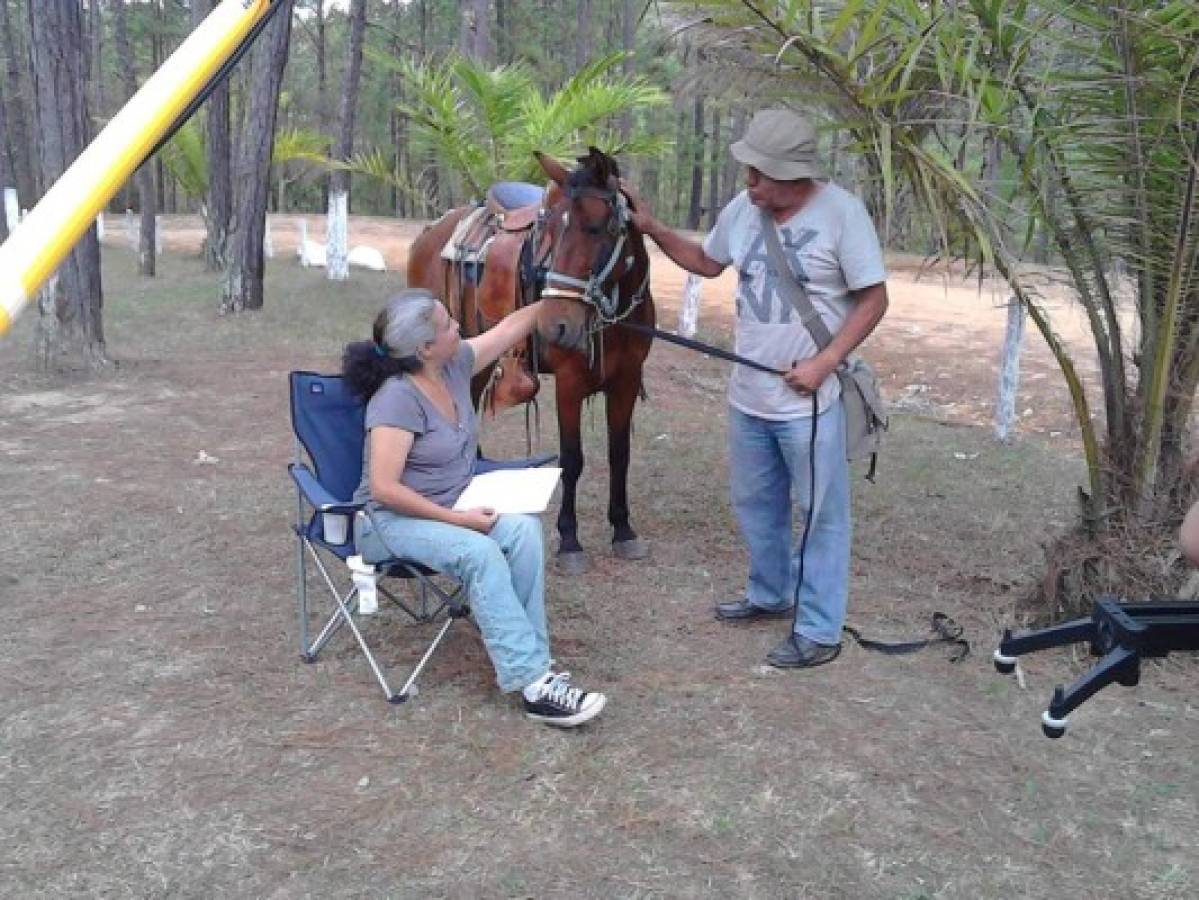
[759, 208, 887, 476]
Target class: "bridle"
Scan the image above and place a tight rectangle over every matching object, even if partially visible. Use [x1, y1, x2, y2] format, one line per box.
[529, 184, 650, 328]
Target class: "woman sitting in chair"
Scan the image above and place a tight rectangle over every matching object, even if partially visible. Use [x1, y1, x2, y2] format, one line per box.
[342, 288, 606, 728]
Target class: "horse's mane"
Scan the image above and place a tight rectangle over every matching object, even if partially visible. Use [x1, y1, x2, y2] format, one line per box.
[566, 146, 621, 195]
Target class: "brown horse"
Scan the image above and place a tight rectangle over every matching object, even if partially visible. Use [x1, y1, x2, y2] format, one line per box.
[406, 147, 655, 574]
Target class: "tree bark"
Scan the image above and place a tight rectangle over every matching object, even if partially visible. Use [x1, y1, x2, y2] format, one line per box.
[0, 71, 12, 243]
[89, 0, 105, 127]
[222, 0, 293, 314]
[1, 0, 37, 205]
[460, 0, 491, 62]
[495, 0, 508, 63]
[327, 0, 367, 281]
[706, 103, 722, 230]
[686, 92, 705, 230]
[113, 0, 156, 276]
[722, 105, 747, 207]
[619, 0, 636, 140]
[28, 0, 106, 371]
[390, 0, 406, 217]
[575, 0, 593, 69]
[191, 0, 232, 269]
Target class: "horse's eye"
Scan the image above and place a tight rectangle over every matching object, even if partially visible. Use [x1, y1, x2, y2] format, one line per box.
[582, 224, 604, 236]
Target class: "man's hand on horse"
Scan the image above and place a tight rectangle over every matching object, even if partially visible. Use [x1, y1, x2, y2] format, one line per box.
[619, 179, 652, 223]
[784, 355, 837, 395]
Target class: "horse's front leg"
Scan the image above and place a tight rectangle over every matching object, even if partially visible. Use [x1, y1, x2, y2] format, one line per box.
[606, 366, 649, 560]
[554, 380, 590, 576]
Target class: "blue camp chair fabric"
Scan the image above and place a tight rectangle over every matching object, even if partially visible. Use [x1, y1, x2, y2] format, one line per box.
[288, 371, 554, 703]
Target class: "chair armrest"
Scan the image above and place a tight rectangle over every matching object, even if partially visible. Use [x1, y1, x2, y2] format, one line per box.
[474, 452, 558, 474]
[289, 463, 362, 514]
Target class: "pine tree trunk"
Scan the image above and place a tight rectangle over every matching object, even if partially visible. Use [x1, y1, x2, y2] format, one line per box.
[706, 104, 722, 230]
[575, 0, 593, 69]
[722, 105, 747, 206]
[29, 0, 106, 371]
[686, 93, 705, 230]
[1, 0, 38, 205]
[191, 1, 232, 270]
[620, 0, 636, 140]
[495, 0, 509, 63]
[473, 0, 492, 63]
[672, 106, 689, 224]
[0, 75, 12, 243]
[460, 0, 491, 62]
[113, 0, 155, 277]
[222, 0, 293, 314]
[328, 0, 367, 282]
[90, 0, 105, 127]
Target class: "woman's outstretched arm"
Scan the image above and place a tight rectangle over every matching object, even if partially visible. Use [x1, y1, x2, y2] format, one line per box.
[467, 301, 543, 375]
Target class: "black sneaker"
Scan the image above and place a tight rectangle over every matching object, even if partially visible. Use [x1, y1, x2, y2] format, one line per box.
[523, 672, 606, 727]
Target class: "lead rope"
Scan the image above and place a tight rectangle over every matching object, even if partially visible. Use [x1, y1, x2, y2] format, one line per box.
[788, 393, 968, 661]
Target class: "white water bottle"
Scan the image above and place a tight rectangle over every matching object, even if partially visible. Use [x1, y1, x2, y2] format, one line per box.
[348, 555, 378, 615]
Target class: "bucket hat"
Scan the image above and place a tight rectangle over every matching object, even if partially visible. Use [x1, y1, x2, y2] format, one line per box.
[730, 109, 820, 181]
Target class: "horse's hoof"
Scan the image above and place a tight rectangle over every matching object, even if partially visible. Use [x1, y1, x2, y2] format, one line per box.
[555, 551, 591, 576]
[612, 538, 649, 561]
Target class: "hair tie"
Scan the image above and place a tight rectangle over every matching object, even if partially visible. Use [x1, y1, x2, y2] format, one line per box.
[373, 343, 389, 359]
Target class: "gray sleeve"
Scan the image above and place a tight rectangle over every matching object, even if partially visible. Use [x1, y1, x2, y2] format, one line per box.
[702, 193, 741, 266]
[364, 378, 427, 435]
[448, 341, 476, 380]
[838, 197, 887, 290]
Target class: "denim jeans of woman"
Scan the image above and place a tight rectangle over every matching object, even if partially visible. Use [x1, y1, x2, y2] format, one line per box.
[356, 511, 549, 692]
[728, 400, 851, 645]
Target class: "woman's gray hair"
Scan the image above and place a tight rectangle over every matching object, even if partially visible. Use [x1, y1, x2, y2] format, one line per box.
[376, 288, 438, 361]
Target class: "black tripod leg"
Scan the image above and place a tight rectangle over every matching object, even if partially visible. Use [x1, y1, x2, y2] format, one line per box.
[1000, 617, 1096, 657]
[1040, 645, 1140, 738]
[994, 617, 1096, 673]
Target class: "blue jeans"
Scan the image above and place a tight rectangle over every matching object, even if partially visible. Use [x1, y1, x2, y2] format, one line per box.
[728, 401, 851, 645]
[356, 511, 550, 693]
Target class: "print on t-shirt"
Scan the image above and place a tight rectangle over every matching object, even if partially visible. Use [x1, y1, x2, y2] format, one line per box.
[736, 226, 819, 325]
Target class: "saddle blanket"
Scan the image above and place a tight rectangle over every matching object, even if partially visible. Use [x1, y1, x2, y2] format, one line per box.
[440, 206, 495, 267]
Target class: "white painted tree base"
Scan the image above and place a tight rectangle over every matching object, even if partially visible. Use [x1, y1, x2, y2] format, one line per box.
[326, 191, 348, 280]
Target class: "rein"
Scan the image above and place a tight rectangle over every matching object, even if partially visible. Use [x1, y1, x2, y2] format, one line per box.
[615, 320, 785, 375]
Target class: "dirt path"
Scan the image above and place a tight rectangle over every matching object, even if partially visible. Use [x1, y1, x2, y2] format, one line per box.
[108, 212, 1102, 441]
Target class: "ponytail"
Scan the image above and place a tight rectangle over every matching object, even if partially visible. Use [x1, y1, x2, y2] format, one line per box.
[342, 289, 437, 401]
[341, 341, 419, 401]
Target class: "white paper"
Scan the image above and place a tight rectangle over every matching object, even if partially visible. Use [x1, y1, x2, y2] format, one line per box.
[452, 467, 562, 515]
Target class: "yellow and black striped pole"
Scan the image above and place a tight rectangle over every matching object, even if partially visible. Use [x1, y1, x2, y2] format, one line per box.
[0, 0, 277, 336]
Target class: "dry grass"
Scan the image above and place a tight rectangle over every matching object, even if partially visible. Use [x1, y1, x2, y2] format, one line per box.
[1, 247, 1197, 898]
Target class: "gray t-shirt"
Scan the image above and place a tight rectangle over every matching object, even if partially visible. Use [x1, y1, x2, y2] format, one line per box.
[353, 343, 478, 509]
[703, 184, 886, 419]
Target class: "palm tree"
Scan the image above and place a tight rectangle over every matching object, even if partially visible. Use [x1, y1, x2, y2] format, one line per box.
[371, 51, 670, 201]
[690, 0, 1199, 613]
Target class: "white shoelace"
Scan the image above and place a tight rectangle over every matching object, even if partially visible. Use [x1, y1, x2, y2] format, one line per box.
[539, 672, 585, 711]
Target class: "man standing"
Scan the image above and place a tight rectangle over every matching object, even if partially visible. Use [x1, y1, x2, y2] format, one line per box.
[630, 108, 888, 668]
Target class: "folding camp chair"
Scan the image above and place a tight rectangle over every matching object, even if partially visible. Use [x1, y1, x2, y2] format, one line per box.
[288, 371, 555, 703]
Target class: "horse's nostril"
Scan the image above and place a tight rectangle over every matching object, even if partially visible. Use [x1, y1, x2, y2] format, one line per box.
[556, 322, 567, 342]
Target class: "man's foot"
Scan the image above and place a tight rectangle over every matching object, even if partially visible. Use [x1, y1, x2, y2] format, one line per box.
[523, 672, 606, 727]
[766, 634, 841, 668]
[715, 598, 795, 621]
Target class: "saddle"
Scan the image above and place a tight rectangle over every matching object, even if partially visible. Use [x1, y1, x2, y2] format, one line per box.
[440, 181, 547, 417]
[438, 181, 544, 265]
[486, 181, 544, 232]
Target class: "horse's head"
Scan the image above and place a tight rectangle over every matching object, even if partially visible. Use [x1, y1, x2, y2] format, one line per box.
[532, 147, 647, 352]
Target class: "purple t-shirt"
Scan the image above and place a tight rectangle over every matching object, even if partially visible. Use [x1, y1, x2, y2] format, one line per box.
[353, 343, 478, 509]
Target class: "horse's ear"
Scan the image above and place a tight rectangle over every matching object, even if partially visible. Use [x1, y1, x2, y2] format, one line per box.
[535, 151, 570, 187]
[589, 145, 621, 181]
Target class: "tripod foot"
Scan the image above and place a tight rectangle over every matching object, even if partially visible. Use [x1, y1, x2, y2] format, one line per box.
[993, 649, 1017, 675]
[1041, 710, 1068, 739]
